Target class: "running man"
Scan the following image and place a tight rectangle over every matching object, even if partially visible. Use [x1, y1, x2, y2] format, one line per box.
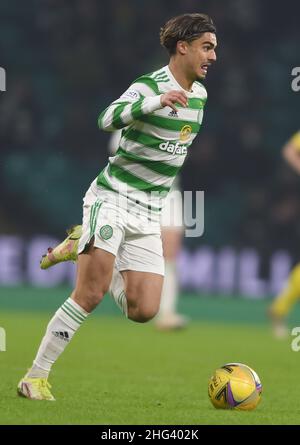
[40, 131, 187, 331]
[18, 13, 217, 400]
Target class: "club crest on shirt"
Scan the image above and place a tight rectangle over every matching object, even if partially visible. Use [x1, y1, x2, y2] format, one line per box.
[179, 125, 192, 142]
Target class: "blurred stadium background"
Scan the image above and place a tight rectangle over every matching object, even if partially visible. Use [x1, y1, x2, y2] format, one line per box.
[1, 0, 300, 424]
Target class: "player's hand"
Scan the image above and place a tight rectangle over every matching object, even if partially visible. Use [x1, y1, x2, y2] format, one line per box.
[160, 90, 188, 112]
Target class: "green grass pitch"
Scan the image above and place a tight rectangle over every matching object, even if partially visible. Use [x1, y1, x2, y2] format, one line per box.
[0, 286, 300, 425]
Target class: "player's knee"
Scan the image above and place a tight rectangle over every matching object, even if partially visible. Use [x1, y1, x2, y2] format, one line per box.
[85, 291, 106, 309]
[129, 304, 159, 323]
[73, 286, 107, 312]
[126, 285, 161, 322]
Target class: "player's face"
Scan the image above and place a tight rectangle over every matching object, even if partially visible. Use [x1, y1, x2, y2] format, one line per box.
[185, 32, 217, 80]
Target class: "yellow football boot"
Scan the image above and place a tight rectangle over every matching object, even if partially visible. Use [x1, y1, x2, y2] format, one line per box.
[17, 377, 55, 401]
[40, 225, 82, 269]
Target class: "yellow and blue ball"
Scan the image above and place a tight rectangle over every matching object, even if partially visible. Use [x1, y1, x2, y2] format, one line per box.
[208, 363, 262, 411]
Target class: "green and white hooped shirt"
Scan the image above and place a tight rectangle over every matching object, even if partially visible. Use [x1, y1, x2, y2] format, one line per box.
[97, 65, 207, 215]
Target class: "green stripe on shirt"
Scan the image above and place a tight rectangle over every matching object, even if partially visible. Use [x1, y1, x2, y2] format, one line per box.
[133, 76, 159, 95]
[177, 98, 206, 110]
[112, 102, 130, 129]
[108, 163, 170, 193]
[131, 98, 145, 120]
[138, 114, 200, 133]
[115, 147, 181, 177]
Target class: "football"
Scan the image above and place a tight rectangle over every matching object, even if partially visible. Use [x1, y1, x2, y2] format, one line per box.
[208, 363, 262, 410]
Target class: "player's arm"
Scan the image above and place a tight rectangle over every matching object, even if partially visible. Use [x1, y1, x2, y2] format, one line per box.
[98, 79, 187, 132]
[282, 131, 300, 174]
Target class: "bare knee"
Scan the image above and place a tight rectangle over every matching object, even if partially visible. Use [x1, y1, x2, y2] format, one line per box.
[72, 285, 109, 312]
[124, 273, 163, 323]
[127, 301, 159, 323]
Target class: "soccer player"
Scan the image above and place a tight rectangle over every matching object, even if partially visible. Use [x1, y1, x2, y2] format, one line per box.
[18, 13, 217, 400]
[269, 130, 300, 338]
[40, 131, 187, 331]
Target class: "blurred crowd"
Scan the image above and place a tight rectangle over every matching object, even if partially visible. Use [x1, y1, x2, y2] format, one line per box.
[0, 0, 300, 255]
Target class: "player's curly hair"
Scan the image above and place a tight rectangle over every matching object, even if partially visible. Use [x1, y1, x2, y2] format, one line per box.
[160, 13, 216, 55]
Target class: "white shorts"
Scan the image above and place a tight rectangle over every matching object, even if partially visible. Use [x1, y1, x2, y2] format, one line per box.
[78, 182, 165, 276]
[160, 188, 183, 230]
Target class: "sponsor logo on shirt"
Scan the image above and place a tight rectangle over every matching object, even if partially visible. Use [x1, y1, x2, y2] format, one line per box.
[159, 141, 187, 155]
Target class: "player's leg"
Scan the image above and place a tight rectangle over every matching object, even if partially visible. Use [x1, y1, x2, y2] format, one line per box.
[71, 244, 115, 311]
[269, 263, 300, 338]
[108, 230, 164, 322]
[121, 270, 163, 322]
[38, 225, 146, 318]
[38, 199, 169, 324]
[18, 245, 115, 401]
[155, 227, 188, 330]
[18, 186, 123, 401]
[109, 268, 164, 321]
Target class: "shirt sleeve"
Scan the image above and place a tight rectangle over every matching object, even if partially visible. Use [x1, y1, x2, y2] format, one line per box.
[98, 79, 163, 132]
